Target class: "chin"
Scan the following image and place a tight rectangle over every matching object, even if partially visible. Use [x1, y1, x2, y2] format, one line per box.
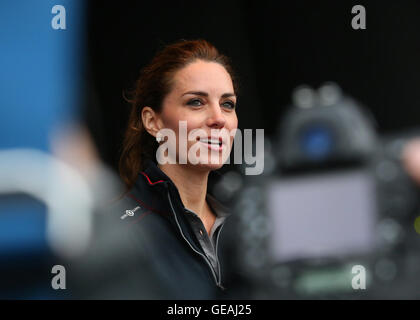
[189, 160, 225, 172]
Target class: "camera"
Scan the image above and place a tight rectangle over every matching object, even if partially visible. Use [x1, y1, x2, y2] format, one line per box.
[218, 83, 420, 299]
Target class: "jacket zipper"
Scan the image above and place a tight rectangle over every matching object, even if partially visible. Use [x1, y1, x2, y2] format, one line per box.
[166, 190, 224, 289]
[214, 222, 225, 290]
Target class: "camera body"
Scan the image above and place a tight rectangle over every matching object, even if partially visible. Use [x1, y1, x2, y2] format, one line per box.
[220, 84, 420, 299]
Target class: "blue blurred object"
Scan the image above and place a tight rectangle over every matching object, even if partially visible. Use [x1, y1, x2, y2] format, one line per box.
[0, 0, 85, 298]
[300, 125, 334, 160]
[0, 0, 84, 150]
[0, 195, 47, 256]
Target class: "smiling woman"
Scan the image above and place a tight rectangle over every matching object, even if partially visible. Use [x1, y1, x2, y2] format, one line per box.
[120, 40, 239, 189]
[145, 60, 238, 170]
[115, 39, 240, 298]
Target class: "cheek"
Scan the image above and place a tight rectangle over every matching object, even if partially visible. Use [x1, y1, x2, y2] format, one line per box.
[160, 111, 205, 146]
[226, 113, 238, 131]
[185, 117, 205, 133]
[160, 114, 185, 139]
[160, 111, 180, 131]
[161, 105, 203, 131]
[227, 115, 238, 146]
[170, 115, 205, 135]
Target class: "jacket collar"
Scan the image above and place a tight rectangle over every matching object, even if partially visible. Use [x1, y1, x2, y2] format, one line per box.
[130, 160, 231, 260]
[138, 160, 231, 226]
[141, 160, 172, 186]
[141, 160, 227, 207]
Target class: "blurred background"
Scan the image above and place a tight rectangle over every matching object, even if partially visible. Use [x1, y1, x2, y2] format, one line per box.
[1, 0, 420, 299]
[85, 0, 420, 169]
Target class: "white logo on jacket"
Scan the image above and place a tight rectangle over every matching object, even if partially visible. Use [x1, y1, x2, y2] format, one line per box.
[121, 206, 141, 219]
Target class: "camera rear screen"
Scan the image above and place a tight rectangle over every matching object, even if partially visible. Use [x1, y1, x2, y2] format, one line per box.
[267, 170, 377, 263]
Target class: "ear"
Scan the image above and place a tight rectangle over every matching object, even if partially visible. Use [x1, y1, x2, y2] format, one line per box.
[141, 106, 163, 138]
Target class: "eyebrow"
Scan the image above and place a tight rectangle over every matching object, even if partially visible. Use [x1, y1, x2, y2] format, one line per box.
[182, 91, 236, 98]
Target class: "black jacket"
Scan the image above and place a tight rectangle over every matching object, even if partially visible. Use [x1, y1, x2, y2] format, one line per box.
[103, 161, 231, 299]
[66, 161, 252, 300]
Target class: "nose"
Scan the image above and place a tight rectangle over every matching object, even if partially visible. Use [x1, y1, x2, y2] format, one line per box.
[206, 103, 226, 129]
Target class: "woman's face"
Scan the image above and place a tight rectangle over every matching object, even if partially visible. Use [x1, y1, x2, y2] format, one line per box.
[158, 59, 238, 171]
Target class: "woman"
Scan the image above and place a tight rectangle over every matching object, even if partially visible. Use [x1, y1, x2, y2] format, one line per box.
[117, 39, 239, 299]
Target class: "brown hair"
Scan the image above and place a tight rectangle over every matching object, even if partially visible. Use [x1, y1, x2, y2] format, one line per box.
[119, 39, 238, 190]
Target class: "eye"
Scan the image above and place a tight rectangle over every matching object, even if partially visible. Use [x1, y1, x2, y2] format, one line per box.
[221, 100, 236, 109]
[187, 99, 204, 107]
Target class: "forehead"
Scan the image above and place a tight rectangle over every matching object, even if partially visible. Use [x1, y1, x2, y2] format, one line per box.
[171, 60, 234, 94]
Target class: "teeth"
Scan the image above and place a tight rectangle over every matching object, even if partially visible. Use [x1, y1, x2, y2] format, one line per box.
[200, 138, 220, 144]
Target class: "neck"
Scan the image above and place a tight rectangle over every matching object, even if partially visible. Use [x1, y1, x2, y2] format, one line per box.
[159, 164, 209, 217]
